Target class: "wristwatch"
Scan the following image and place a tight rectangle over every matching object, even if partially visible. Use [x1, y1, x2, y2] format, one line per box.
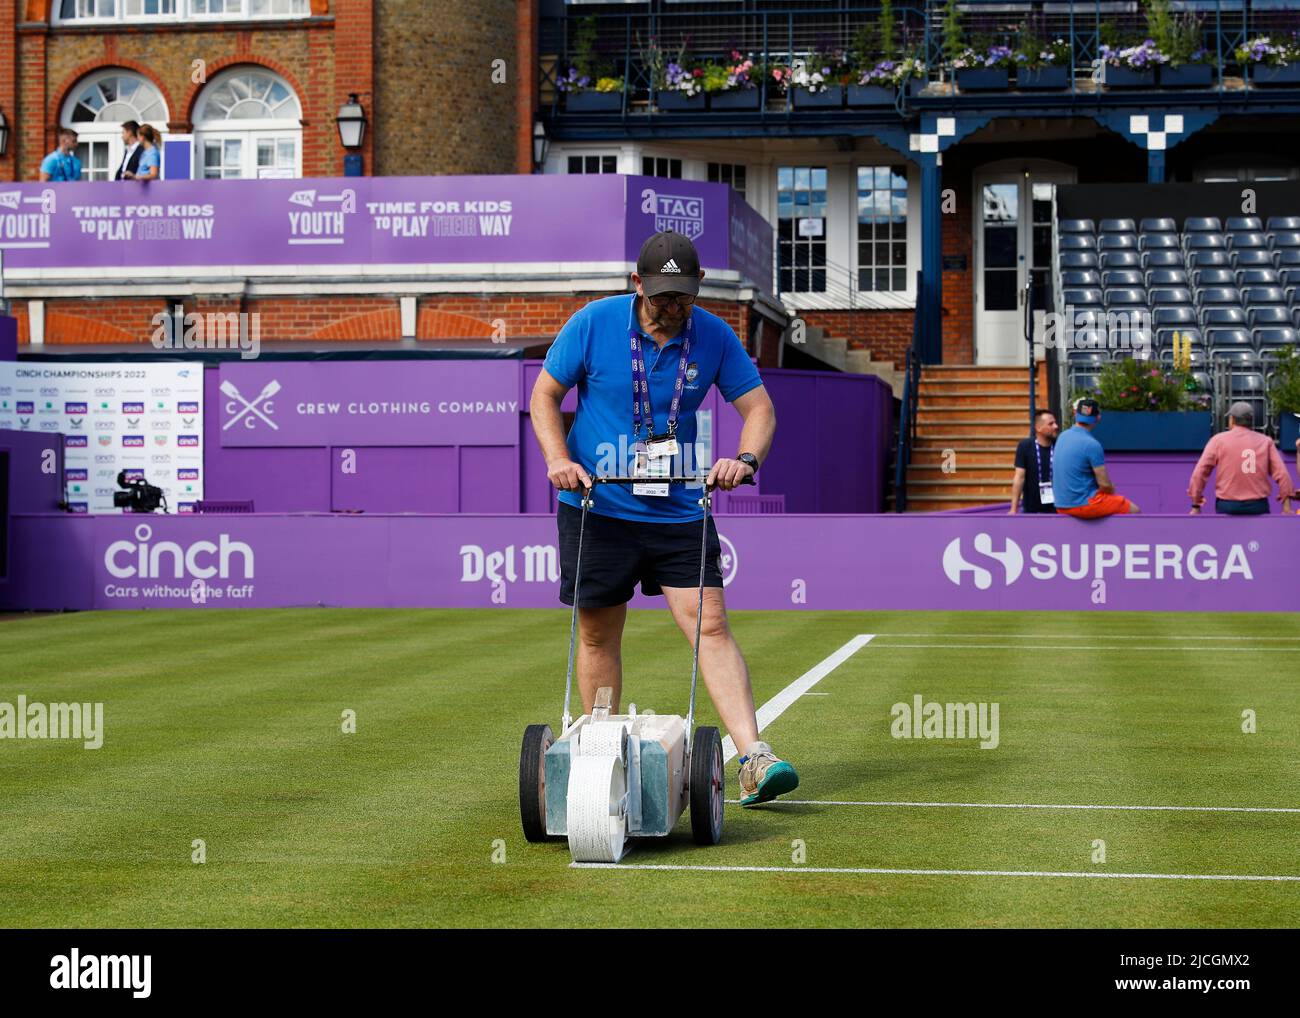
[737, 452, 759, 475]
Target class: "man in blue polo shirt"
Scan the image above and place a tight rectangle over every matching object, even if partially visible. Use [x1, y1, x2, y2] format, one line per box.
[530, 229, 798, 807]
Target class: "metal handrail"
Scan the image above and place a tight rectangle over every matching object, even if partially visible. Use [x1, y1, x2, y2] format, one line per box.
[893, 269, 927, 512]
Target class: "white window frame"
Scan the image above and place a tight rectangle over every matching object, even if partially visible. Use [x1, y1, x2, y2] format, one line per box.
[61, 70, 170, 182]
[193, 68, 304, 180]
[53, 0, 309, 24]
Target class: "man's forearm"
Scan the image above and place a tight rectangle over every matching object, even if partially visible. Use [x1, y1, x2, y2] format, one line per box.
[530, 392, 571, 465]
[736, 406, 775, 464]
[1009, 475, 1024, 510]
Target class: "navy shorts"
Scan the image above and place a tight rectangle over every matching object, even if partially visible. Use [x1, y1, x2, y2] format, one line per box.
[557, 501, 723, 608]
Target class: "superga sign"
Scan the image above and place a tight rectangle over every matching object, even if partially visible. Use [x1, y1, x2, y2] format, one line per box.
[943, 532, 1256, 589]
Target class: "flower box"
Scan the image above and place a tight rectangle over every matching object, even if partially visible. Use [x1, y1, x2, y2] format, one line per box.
[1160, 63, 1214, 87]
[709, 88, 761, 110]
[846, 84, 896, 106]
[905, 77, 927, 97]
[955, 67, 1010, 90]
[1280, 412, 1300, 448]
[656, 90, 704, 111]
[1090, 410, 1213, 451]
[1250, 64, 1300, 85]
[791, 85, 844, 108]
[1017, 66, 1070, 89]
[1102, 65, 1156, 88]
[565, 90, 623, 112]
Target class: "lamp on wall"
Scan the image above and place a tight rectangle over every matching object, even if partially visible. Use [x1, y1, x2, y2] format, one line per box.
[336, 94, 367, 149]
[532, 120, 549, 173]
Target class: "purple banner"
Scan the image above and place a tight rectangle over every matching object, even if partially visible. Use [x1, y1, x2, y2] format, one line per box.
[2, 513, 1295, 612]
[216, 361, 521, 447]
[0, 177, 769, 290]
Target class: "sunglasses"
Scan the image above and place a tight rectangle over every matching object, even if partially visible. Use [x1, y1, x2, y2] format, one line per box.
[646, 292, 696, 308]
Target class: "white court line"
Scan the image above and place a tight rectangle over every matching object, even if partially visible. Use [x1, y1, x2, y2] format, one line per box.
[721, 799, 1300, 814]
[871, 643, 1300, 652]
[571, 862, 1300, 882]
[875, 632, 1300, 641]
[722, 634, 874, 764]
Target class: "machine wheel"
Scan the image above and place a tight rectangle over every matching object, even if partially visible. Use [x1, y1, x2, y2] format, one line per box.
[689, 726, 724, 846]
[519, 724, 554, 842]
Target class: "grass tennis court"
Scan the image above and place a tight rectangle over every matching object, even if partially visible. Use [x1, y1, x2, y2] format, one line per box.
[1, 608, 1298, 928]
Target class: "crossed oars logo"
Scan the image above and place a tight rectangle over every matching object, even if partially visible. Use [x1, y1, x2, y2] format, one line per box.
[221, 379, 280, 431]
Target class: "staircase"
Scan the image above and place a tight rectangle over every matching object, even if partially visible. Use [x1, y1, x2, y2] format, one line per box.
[895, 365, 1031, 512]
[781, 323, 903, 396]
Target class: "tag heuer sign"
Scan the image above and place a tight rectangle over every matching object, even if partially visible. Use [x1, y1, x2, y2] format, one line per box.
[653, 193, 705, 240]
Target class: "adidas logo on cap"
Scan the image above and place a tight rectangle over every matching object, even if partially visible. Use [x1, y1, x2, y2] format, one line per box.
[660, 258, 681, 273]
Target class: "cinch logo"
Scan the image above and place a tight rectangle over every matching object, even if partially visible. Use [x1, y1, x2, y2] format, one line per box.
[177, 468, 199, 481]
[105, 523, 254, 580]
[178, 502, 197, 513]
[67, 469, 87, 481]
[943, 533, 1023, 589]
[94, 387, 114, 397]
[65, 436, 87, 447]
[68, 502, 88, 513]
[178, 435, 200, 447]
[943, 533, 1255, 587]
[150, 454, 170, 465]
[121, 402, 144, 414]
[40, 387, 59, 397]
[16, 401, 33, 414]
[95, 455, 115, 464]
[653, 192, 705, 240]
[122, 435, 144, 447]
[65, 401, 87, 414]
[122, 469, 145, 480]
[177, 401, 199, 413]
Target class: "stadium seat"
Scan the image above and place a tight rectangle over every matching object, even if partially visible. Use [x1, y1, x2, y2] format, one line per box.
[1249, 306, 1292, 327]
[1201, 306, 1247, 327]
[1140, 233, 1180, 250]
[1062, 269, 1101, 287]
[1270, 230, 1300, 249]
[1192, 370, 1213, 390]
[1156, 326, 1203, 349]
[1059, 219, 1095, 234]
[1063, 287, 1104, 307]
[1103, 269, 1143, 288]
[1188, 250, 1229, 268]
[1193, 268, 1235, 287]
[1060, 234, 1097, 250]
[1227, 216, 1264, 231]
[1100, 251, 1140, 269]
[1242, 285, 1287, 306]
[1255, 326, 1297, 355]
[1266, 216, 1300, 231]
[1184, 233, 1226, 251]
[1150, 286, 1193, 306]
[1236, 267, 1280, 287]
[1147, 267, 1189, 287]
[1212, 346, 1260, 368]
[1184, 217, 1222, 232]
[1104, 287, 1146, 308]
[1196, 286, 1241, 308]
[1143, 249, 1183, 269]
[1154, 306, 1197, 328]
[1059, 251, 1099, 269]
[1069, 329, 1107, 352]
[1099, 233, 1137, 250]
[1278, 249, 1300, 268]
[1228, 232, 1268, 249]
[1206, 327, 1253, 351]
[1140, 217, 1177, 233]
[1229, 372, 1268, 427]
[1099, 218, 1137, 233]
[1232, 248, 1274, 268]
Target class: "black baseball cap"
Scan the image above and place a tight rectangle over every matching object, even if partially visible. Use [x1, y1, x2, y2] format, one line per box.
[1074, 397, 1101, 422]
[636, 230, 701, 298]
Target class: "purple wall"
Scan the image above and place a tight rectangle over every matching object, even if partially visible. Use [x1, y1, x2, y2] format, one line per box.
[0, 429, 63, 514]
[3, 511, 1295, 613]
[0, 316, 15, 361]
[204, 361, 890, 516]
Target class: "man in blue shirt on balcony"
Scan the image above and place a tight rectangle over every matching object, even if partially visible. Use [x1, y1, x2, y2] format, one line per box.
[530, 229, 799, 807]
[39, 129, 82, 182]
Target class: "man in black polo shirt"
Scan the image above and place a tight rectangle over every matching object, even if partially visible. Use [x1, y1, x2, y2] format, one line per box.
[1008, 409, 1060, 514]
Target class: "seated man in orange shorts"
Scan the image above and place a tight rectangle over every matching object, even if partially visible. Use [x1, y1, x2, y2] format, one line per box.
[1052, 398, 1141, 518]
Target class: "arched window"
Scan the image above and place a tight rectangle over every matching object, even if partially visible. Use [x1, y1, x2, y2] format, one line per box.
[60, 71, 169, 181]
[54, 1, 308, 25]
[193, 68, 303, 179]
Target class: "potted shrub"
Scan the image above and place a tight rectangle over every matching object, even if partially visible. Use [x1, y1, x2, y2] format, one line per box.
[1099, 39, 1166, 87]
[1017, 36, 1072, 88]
[1150, 0, 1214, 86]
[658, 61, 706, 110]
[848, 2, 905, 105]
[850, 59, 903, 106]
[952, 45, 1016, 90]
[1077, 357, 1212, 450]
[708, 51, 762, 110]
[1268, 346, 1300, 445]
[786, 51, 849, 107]
[1237, 35, 1300, 85]
[561, 17, 624, 111]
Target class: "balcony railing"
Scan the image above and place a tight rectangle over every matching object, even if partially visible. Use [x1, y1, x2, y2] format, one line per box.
[540, 2, 1299, 117]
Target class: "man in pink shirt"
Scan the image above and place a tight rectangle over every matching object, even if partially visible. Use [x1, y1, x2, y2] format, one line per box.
[1188, 402, 1295, 515]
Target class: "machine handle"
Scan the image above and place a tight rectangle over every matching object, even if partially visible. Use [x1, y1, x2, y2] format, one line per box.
[590, 474, 756, 487]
